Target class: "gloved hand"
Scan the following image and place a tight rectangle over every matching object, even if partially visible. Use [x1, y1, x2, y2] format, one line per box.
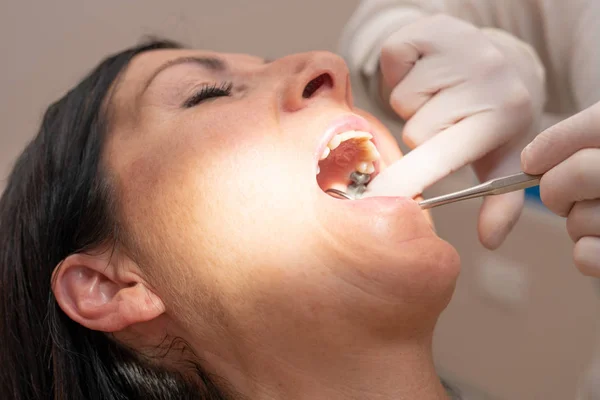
[364, 14, 545, 250]
[521, 102, 600, 277]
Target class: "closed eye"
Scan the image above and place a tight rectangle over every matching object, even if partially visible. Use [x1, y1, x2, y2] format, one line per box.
[183, 82, 233, 108]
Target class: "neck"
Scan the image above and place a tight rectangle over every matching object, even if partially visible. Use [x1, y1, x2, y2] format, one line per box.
[205, 334, 449, 400]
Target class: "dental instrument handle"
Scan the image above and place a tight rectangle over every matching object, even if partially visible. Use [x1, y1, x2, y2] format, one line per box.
[418, 172, 542, 210]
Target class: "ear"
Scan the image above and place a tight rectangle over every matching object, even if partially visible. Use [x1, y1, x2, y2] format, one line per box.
[51, 252, 165, 332]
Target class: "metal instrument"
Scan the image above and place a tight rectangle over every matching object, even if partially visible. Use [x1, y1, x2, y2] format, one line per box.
[325, 172, 542, 209]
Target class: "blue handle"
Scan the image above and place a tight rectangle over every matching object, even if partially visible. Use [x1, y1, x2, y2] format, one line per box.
[525, 186, 546, 209]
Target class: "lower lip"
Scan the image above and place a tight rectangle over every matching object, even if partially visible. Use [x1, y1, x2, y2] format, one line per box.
[333, 194, 423, 216]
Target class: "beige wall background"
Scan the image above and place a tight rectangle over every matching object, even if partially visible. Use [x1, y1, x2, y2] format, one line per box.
[1, 1, 599, 399]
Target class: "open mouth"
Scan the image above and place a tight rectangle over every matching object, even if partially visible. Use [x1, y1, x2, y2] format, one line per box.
[317, 130, 381, 200]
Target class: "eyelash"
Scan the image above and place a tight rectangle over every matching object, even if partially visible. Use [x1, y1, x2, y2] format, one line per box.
[183, 82, 233, 108]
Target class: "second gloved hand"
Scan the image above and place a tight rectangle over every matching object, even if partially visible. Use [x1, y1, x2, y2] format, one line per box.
[522, 102, 600, 277]
[365, 14, 545, 249]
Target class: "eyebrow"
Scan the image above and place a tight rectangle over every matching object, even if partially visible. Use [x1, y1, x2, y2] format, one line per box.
[142, 56, 227, 93]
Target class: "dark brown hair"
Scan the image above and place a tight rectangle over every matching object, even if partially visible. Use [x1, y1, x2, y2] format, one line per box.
[0, 39, 231, 400]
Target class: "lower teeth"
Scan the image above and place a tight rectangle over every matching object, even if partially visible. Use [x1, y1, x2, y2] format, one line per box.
[349, 171, 371, 185]
[324, 172, 372, 200]
[345, 171, 371, 198]
[346, 184, 367, 198]
[350, 171, 371, 186]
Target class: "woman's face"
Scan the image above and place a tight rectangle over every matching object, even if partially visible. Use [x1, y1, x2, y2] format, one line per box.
[105, 48, 459, 352]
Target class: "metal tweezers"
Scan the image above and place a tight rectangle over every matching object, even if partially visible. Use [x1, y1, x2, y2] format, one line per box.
[418, 172, 542, 209]
[326, 172, 542, 209]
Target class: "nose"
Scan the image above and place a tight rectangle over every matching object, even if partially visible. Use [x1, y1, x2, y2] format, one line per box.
[275, 51, 352, 112]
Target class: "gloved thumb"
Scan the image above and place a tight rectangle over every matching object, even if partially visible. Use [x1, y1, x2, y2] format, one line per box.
[473, 139, 527, 250]
[379, 29, 421, 90]
[477, 191, 524, 250]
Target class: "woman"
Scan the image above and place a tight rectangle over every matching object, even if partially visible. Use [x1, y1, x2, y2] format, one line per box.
[0, 39, 465, 399]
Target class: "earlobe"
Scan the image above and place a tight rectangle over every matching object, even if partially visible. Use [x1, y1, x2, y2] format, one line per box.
[52, 252, 165, 333]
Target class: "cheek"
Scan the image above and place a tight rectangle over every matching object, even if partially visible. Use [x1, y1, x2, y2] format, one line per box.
[112, 124, 319, 293]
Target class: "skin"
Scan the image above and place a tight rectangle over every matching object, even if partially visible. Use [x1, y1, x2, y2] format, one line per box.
[53, 49, 460, 399]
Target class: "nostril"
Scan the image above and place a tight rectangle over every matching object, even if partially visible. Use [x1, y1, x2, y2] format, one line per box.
[302, 73, 333, 99]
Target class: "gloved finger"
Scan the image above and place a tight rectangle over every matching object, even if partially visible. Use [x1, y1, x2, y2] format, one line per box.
[365, 110, 518, 199]
[387, 56, 467, 121]
[573, 236, 600, 277]
[380, 35, 420, 93]
[399, 82, 512, 148]
[379, 14, 482, 91]
[566, 200, 600, 242]
[539, 148, 600, 217]
[478, 191, 524, 250]
[473, 138, 526, 249]
[522, 102, 600, 175]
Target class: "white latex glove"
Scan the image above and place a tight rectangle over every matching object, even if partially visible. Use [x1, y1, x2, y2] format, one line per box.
[364, 14, 545, 250]
[521, 102, 600, 277]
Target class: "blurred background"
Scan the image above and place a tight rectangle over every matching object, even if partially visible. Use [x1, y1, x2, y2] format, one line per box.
[1, 1, 599, 398]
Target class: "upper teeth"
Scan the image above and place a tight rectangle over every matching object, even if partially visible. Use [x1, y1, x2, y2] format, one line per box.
[326, 131, 372, 152]
[320, 147, 331, 160]
[319, 130, 380, 174]
[356, 161, 375, 174]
